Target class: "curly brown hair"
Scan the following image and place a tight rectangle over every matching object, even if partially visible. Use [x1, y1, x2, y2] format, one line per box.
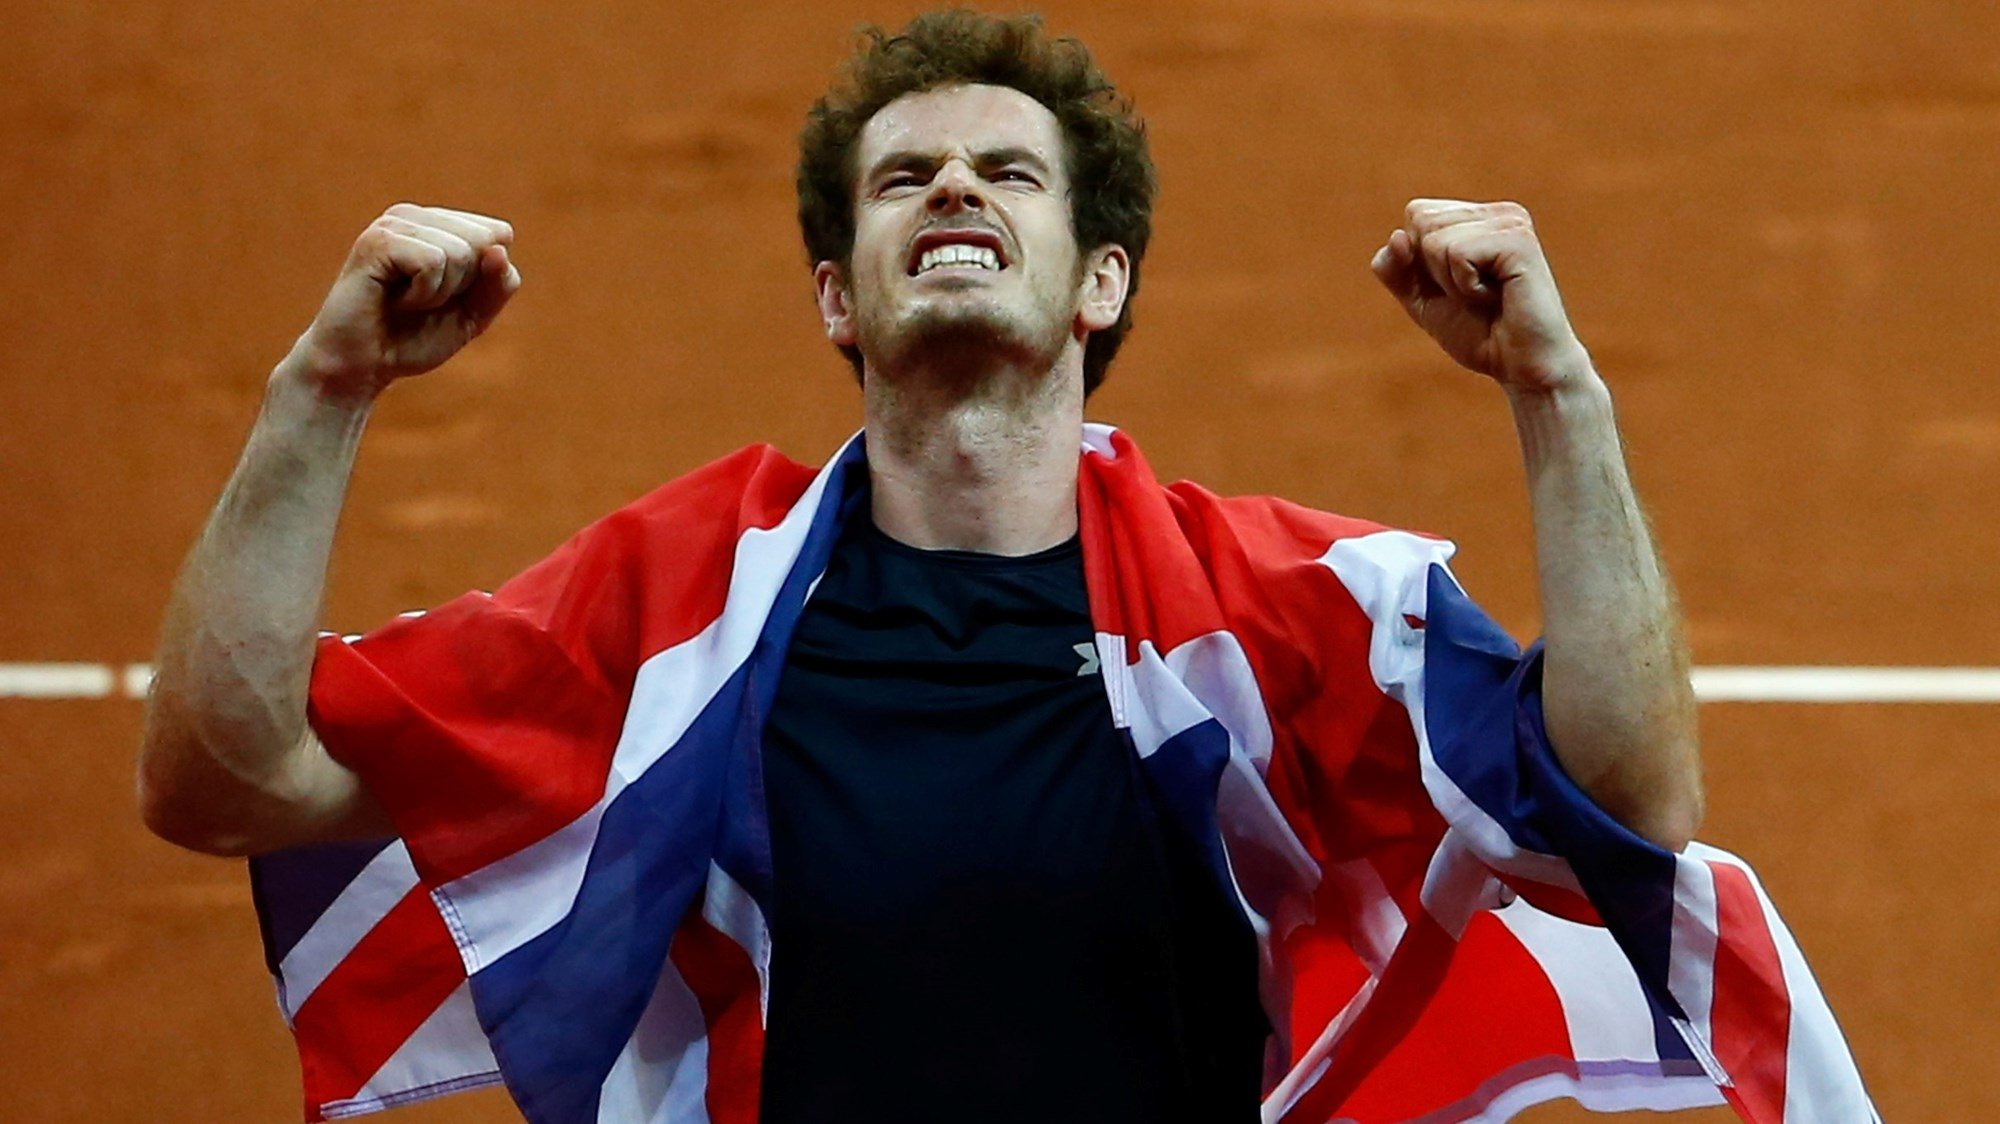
[796, 9, 1157, 397]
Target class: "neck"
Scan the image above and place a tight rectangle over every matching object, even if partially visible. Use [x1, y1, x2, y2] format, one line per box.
[862, 350, 1084, 555]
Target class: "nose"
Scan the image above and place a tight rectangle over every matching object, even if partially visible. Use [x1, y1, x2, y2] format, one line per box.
[926, 159, 985, 214]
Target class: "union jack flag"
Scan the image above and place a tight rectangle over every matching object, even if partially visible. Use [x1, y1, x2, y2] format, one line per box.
[250, 424, 1878, 1122]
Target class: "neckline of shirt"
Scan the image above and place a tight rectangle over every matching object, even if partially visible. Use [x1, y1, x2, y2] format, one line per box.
[858, 516, 1082, 570]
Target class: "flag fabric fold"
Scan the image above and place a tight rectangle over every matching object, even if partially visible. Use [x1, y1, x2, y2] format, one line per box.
[249, 424, 1877, 1123]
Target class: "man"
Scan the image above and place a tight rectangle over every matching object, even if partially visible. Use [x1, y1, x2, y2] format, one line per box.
[139, 11, 1868, 1124]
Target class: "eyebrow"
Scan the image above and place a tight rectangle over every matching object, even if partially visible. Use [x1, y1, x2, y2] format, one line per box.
[860, 145, 1053, 186]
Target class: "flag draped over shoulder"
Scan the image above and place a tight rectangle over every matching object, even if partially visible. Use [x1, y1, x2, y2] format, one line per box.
[248, 424, 1878, 1123]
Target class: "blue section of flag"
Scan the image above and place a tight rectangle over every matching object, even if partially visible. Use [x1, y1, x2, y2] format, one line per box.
[469, 661, 752, 1124]
[717, 436, 868, 911]
[1135, 717, 1238, 906]
[1650, 986, 1701, 1068]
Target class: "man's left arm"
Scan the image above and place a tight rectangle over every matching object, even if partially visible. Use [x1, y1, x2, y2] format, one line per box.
[1370, 198, 1703, 851]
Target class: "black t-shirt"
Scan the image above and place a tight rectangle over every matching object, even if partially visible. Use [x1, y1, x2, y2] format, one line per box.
[759, 510, 1268, 1124]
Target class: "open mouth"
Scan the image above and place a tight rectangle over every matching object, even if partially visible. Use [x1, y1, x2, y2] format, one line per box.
[906, 229, 1009, 276]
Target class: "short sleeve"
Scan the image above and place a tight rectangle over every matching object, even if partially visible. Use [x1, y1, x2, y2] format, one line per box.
[307, 519, 643, 885]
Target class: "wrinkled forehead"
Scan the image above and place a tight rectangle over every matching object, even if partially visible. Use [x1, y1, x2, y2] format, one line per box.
[853, 82, 1066, 184]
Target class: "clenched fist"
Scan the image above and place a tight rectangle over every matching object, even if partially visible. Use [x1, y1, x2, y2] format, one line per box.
[1370, 199, 1590, 394]
[287, 202, 522, 400]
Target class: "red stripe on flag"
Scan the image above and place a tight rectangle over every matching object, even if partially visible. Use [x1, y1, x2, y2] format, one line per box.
[1279, 912, 1458, 1124]
[290, 886, 468, 1114]
[1279, 922, 1373, 1073]
[1325, 912, 1572, 1124]
[1709, 862, 1790, 1122]
[670, 912, 766, 1124]
[312, 615, 631, 884]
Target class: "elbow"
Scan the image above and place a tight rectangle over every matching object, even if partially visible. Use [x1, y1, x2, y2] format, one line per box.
[1671, 770, 1706, 852]
[1607, 741, 1705, 854]
[1651, 727, 1706, 852]
[1634, 791, 1703, 854]
[139, 798, 264, 859]
[1665, 778, 1706, 854]
[138, 793, 217, 855]
[1548, 691, 1704, 853]
[137, 759, 256, 858]
[135, 723, 267, 858]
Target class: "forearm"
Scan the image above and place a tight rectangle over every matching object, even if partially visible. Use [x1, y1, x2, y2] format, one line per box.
[138, 352, 376, 852]
[1508, 366, 1703, 850]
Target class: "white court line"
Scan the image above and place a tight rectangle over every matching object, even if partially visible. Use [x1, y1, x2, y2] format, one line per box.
[3, 662, 2000, 703]
[1690, 666, 2000, 703]
[0, 663, 120, 698]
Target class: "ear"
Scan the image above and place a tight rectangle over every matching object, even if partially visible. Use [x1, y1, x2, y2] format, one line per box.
[1075, 244, 1131, 334]
[813, 261, 858, 347]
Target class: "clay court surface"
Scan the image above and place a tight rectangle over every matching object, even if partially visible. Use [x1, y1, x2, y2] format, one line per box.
[5, 1, 1995, 1119]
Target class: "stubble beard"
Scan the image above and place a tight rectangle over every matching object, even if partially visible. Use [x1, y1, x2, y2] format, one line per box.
[857, 278, 1074, 391]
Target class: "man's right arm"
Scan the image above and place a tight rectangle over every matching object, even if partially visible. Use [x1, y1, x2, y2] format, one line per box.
[138, 203, 522, 856]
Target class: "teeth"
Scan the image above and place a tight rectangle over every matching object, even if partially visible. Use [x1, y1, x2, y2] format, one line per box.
[917, 243, 1001, 273]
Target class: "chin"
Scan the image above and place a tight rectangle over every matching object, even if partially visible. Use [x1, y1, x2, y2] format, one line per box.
[874, 302, 1064, 373]
[908, 299, 1018, 341]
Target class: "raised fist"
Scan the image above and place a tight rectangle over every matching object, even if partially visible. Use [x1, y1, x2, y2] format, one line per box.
[1370, 199, 1590, 393]
[287, 203, 521, 399]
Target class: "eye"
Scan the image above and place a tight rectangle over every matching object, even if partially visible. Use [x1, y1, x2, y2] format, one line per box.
[878, 173, 925, 195]
[994, 169, 1040, 185]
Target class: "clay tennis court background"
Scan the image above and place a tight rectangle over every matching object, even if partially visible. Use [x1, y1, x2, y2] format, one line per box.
[4, 1, 1993, 1119]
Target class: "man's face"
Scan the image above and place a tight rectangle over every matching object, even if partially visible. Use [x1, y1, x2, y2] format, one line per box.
[822, 83, 1089, 380]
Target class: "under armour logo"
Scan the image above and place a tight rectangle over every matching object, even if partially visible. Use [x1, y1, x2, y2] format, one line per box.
[1074, 642, 1100, 677]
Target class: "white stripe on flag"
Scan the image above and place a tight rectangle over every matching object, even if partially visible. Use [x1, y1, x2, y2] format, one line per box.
[277, 841, 420, 1013]
[1117, 637, 1223, 760]
[1496, 899, 1661, 1064]
[1262, 976, 1377, 1124]
[1325, 857, 1406, 975]
[1668, 851, 1721, 1057]
[319, 980, 499, 1119]
[1419, 831, 1507, 938]
[1455, 1066, 1726, 1122]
